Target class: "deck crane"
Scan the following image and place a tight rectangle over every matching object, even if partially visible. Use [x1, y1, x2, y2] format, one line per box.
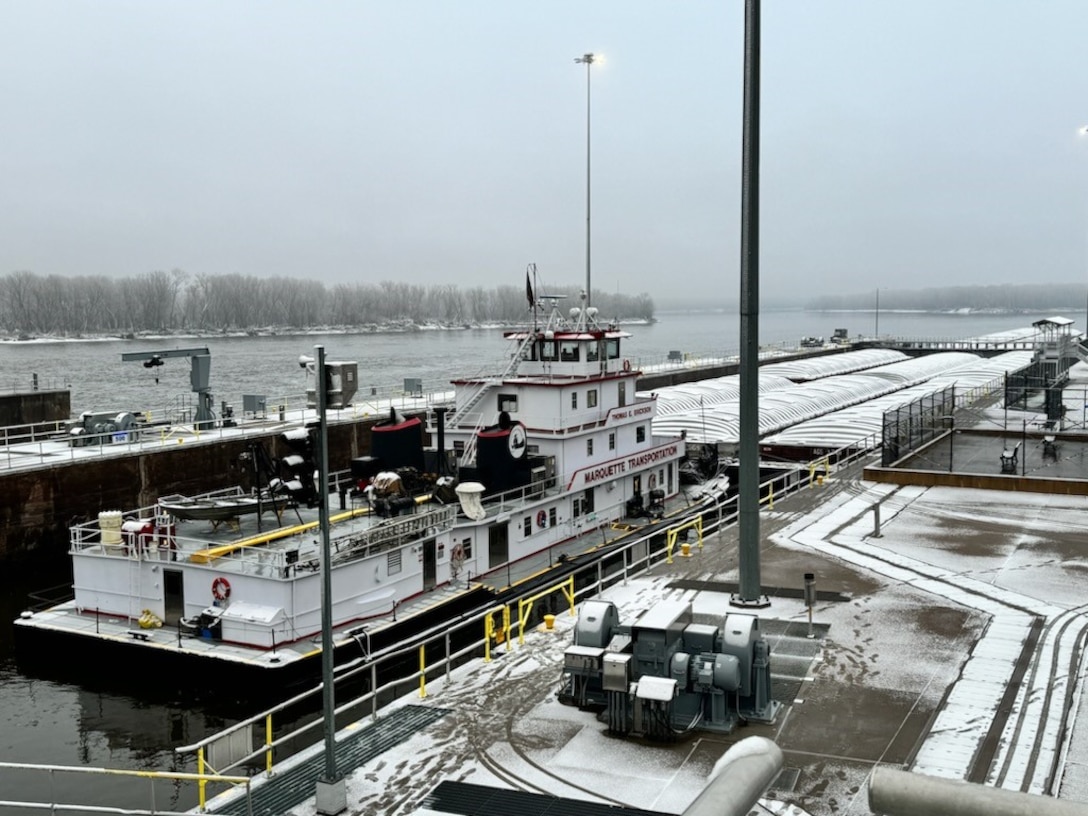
[120, 346, 216, 429]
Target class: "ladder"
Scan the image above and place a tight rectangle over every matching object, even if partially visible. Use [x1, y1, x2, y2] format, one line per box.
[453, 332, 536, 467]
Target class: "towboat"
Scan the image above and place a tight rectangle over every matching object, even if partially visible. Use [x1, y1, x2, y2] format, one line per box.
[14, 293, 725, 693]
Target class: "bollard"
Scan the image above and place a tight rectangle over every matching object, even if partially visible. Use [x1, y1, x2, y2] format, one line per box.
[681, 542, 691, 558]
[544, 614, 555, 630]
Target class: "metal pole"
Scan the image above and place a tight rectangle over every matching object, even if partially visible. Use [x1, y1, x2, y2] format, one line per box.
[315, 344, 345, 813]
[869, 766, 1088, 816]
[681, 736, 783, 816]
[734, 0, 766, 607]
[948, 414, 954, 473]
[875, 288, 879, 338]
[578, 53, 594, 307]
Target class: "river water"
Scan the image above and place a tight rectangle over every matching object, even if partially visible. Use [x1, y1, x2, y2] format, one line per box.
[0, 308, 1060, 812]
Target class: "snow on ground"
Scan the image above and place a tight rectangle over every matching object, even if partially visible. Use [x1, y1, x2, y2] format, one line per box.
[274, 473, 1088, 816]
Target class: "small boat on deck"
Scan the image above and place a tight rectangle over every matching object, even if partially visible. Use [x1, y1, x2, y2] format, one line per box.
[13, 289, 725, 693]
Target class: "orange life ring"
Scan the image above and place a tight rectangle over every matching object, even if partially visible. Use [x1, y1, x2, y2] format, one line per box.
[211, 576, 231, 601]
[622, 359, 631, 372]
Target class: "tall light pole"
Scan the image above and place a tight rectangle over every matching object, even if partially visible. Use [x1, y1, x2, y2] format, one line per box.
[1080, 126, 1088, 337]
[575, 52, 597, 307]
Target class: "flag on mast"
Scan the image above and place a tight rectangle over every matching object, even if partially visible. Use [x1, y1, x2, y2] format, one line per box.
[526, 269, 535, 308]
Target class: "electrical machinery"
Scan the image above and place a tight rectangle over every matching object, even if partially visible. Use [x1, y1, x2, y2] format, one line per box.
[559, 599, 779, 740]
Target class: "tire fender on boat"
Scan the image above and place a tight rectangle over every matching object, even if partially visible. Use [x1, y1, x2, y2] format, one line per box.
[211, 576, 231, 601]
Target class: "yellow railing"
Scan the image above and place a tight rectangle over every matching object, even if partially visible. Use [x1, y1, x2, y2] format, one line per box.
[665, 516, 703, 564]
[0, 760, 250, 814]
[484, 604, 512, 662]
[517, 576, 575, 645]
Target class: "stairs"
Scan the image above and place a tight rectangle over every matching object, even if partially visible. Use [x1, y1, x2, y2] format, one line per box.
[452, 333, 536, 467]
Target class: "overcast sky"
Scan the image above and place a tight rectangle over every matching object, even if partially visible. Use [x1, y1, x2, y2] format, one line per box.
[1, 2, 1086, 305]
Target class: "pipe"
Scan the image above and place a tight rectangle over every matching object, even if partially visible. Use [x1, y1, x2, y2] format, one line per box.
[681, 736, 782, 816]
[868, 767, 1088, 816]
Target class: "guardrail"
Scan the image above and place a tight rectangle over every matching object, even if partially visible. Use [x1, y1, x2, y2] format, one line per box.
[170, 441, 878, 812]
[0, 762, 251, 815]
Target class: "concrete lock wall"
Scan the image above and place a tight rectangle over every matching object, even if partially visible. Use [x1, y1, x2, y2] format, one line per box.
[0, 391, 71, 427]
[0, 413, 407, 564]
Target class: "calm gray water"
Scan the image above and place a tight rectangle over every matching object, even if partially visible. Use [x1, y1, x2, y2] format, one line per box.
[0, 309, 1055, 418]
[0, 307, 1061, 811]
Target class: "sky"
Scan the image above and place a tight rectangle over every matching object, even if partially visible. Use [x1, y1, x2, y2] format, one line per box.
[1, 1, 1086, 306]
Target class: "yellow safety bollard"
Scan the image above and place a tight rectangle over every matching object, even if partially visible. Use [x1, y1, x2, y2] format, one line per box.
[544, 614, 555, 630]
[817, 474, 824, 486]
[680, 542, 691, 558]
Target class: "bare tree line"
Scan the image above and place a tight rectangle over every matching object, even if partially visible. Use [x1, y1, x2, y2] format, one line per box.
[807, 283, 1086, 313]
[0, 270, 655, 336]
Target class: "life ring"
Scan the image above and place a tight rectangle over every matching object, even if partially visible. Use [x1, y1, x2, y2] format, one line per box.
[211, 576, 231, 601]
[622, 359, 631, 372]
[536, 509, 547, 528]
[648, 473, 657, 490]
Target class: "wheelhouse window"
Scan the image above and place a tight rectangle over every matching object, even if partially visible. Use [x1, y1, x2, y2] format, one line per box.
[587, 342, 600, 362]
[560, 342, 580, 362]
[539, 340, 558, 360]
[606, 338, 620, 359]
[498, 394, 518, 413]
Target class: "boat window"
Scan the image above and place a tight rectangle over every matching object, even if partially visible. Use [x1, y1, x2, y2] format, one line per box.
[523, 516, 532, 537]
[618, 381, 627, 407]
[583, 488, 595, 514]
[587, 342, 600, 362]
[498, 394, 518, 413]
[587, 389, 598, 408]
[606, 338, 620, 359]
[539, 340, 558, 360]
[609, 431, 615, 450]
[571, 392, 578, 410]
[548, 507, 557, 527]
[560, 342, 580, 362]
[636, 425, 646, 443]
[586, 438, 594, 456]
[453, 440, 465, 456]
[461, 537, 472, 558]
[387, 549, 402, 576]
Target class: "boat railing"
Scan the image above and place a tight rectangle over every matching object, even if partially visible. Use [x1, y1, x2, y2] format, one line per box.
[174, 439, 882, 805]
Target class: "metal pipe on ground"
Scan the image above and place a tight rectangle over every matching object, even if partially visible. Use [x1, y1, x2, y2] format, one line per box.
[681, 736, 783, 816]
[869, 767, 1088, 816]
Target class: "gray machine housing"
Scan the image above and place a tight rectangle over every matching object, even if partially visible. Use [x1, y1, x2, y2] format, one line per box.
[559, 599, 779, 739]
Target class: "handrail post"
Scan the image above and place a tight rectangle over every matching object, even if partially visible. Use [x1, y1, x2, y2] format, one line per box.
[418, 644, 427, 698]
